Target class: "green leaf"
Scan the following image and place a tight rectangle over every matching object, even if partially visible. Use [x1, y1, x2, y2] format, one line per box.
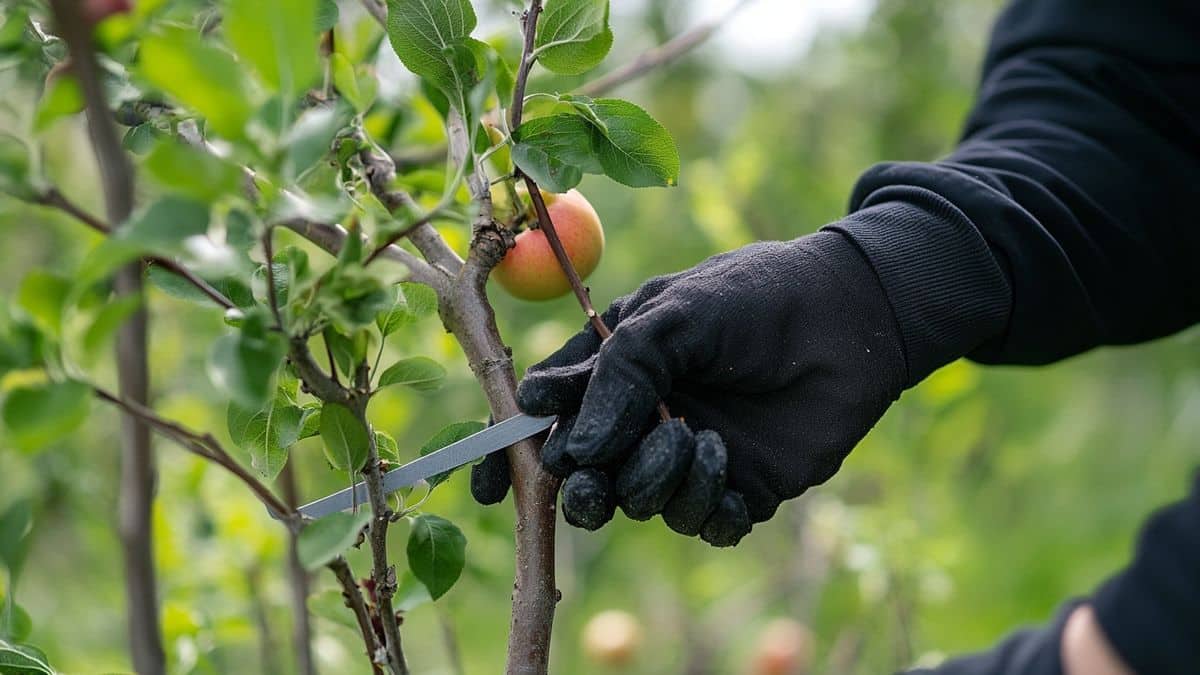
[376, 283, 438, 337]
[81, 294, 142, 360]
[0, 599, 31, 643]
[319, 402, 369, 473]
[406, 514, 466, 600]
[418, 421, 485, 487]
[145, 265, 254, 308]
[297, 510, 371, 571]
[315, 0, 340, 32]
[225, 0, 320, 98]
[534, 0, 612, 75]
[79, 197, 211, 287]
[283, 105, 345, 182]
[0, 639, 53, 675]
[143, 140, 242, 202]
[385, 0, 477, 103]
[227, 397, 305, 481]
[33, 75, 83, 132]
[139, 26, 254, 139]
[0, 500, 32, 578]
[588, 99, 680, 188]
[378, 357, 446, 392]
[207, 312, 287, 409]
[0, 133, 33, 199]
[331, 53, 377, 114]
[298, 402, 322, 440]
[121, 124, 162, 156]
[1, 381, 90, 453]
[16, 271, 70, 339]
[375, 430, 400, 463]
[511, 113, 601, 193]
[394, 571, 432, 612]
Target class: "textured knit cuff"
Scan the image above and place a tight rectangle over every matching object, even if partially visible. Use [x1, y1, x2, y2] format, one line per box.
[824, 191, 1011, 386]
[1091, 478, 1200, 675]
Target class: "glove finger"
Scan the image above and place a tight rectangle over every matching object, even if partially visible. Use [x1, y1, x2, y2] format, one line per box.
[517, 305, 622, 415]
[560, 467, 617, 531]
[564, 319, 682, 466]
[699, 489, 752, 547]
[661, 430, 727, 536]
[470, 450, 511, 505]
[540, 413, 579, 479]
[615, 419, 695, 521]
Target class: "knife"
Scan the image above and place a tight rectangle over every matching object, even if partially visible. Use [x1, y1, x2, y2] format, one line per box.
[279, 414, 557, 520]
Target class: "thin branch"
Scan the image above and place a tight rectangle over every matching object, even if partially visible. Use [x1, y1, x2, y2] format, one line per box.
[328, 556, 386, 675]
[48, 2, 164, 673]
[352, 368, 408, 675]
[363, 211, 438, 265]
[577, 0, 753, 98]
[280, 463, 317, 675]
[290, 338, 353, 404]
[263, 226, 284, 329]
[93, 387, 296, 520]
[278, 219, 446, 293]
[509, 1, 544, 134]
[37, 188, 239, 310]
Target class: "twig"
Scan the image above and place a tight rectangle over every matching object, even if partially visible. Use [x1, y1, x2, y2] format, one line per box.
[37, 188, 239, 310]
[577, 0, 753, 98]
[351, 367, 409, 675]
[363, 211, 438, 265]
[513, 11, 671, 423]
[278, 219, 446, 293]
[509, 1, 544, 134]
[263, 226, 284, 329]
[328, 556, 387, 675]
[48, 2, 164, 673]
[280, 463, 317, 675]
[93, 387, 296, 519]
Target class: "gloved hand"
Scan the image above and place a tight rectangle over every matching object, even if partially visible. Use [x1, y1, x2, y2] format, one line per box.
[475, 230, 909, 545]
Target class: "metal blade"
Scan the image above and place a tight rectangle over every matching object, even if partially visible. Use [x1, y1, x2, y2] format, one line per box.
[287, 414, 556, 520]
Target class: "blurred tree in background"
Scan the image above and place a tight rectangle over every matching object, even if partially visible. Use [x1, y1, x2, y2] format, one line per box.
[2, 0, 1197, 673]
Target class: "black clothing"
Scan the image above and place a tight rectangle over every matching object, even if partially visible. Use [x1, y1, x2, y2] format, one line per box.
[829, 0, 1200, 672]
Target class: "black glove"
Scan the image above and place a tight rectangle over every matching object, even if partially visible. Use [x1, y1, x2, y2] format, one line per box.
[474, 231, 908, 544]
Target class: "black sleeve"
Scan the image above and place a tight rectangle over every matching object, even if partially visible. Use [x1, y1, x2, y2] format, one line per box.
[824, 0, 1200, 383]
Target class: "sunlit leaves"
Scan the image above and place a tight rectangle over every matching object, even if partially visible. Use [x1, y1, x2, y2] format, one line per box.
[225, 0, 320, 98]
[376, 283, 439, 338]
[297, 510, 371, 570]
[143, 140, 242, 202]
[331, 53, 378, 114]
[207, 312, 286, 409]
[406, 514, 465, 600]
[33, 75, 82, 132]
[386, 0, 477, 106]
[146, 265, 254, 309]
[378, 357, 446, 392]
[16, 272, 69, 339]
[586, 98, 679, 188]
[534, 0, 612, 75]
[1, 380, 90, 453]
[418, 421, 485, 487]
[227, 396, 305, 481]
[79, 196, 211, 288]
[512, 96, 679, 190]
[319, 402, 369, 473]
[511, 113, 600, 193]
[139, 26, 254, 140]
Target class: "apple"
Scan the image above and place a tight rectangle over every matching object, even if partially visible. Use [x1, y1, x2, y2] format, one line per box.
[84, 0, 133, 24]
[750, 618, 814, 675]
[493, 188, 605, 301]
[581, 609, 641, 667]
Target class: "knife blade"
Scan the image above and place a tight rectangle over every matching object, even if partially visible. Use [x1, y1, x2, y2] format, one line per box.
[281, 413, 557, 520]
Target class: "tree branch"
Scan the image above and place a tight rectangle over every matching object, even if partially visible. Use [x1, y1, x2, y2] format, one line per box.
[280, 463, 317, 675]
[328, 556, 386, 675]
[48, 2, 164, 672]
[577, 0, 752, 98]
[278, 219, 447, 294]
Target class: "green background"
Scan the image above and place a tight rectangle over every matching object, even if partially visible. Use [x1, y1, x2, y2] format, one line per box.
[2, 0, 1197, 673]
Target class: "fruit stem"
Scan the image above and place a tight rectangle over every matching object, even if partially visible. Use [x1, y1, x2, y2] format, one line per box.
[520, 176, 671, 422]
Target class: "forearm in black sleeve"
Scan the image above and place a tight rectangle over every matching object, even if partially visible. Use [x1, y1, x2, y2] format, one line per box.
[824, 0, 1200, 383]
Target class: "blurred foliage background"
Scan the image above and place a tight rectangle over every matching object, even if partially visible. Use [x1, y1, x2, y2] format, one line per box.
[2, 0, 1199, 673]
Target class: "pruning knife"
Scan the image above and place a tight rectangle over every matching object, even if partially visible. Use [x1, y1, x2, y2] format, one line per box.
[274, 414, 557, 521]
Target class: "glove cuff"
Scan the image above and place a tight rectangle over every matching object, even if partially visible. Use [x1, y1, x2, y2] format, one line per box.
[825, 193, 1011, 386]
